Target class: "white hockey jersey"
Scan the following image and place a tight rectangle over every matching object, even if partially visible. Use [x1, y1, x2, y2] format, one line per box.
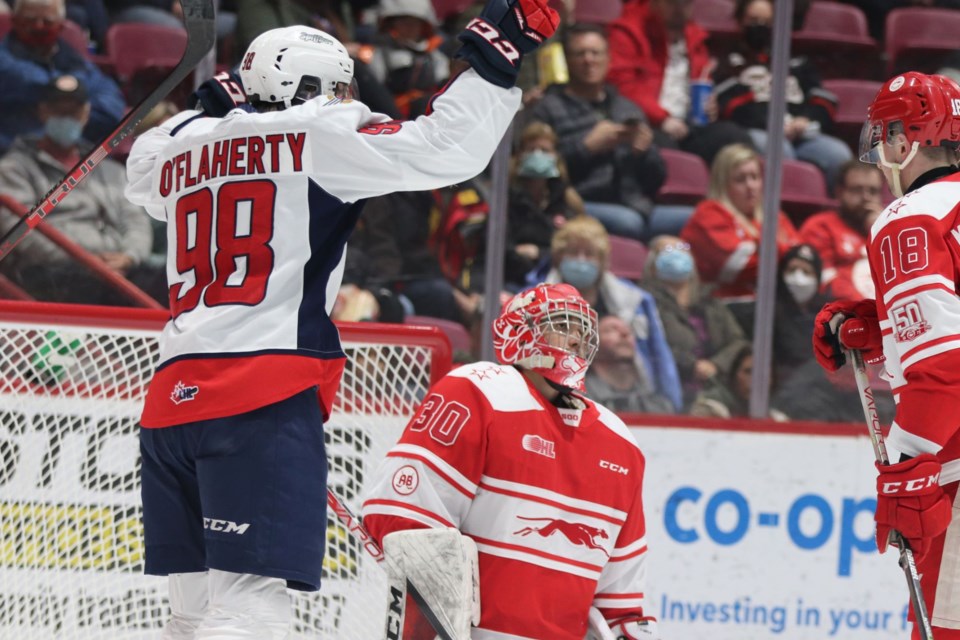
[362, 362, 652, 640]
[867, 169, 960, 479]
[124, 69, 520, 427]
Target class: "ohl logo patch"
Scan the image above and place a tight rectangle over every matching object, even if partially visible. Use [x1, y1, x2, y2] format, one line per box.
[170, 380, 200, 405]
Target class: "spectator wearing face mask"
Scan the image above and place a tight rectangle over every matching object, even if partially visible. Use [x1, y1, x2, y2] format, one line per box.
[0, 0, 126, 154]
[0, 75, 162, 304]
[531, 215, 683, 410]
[712, 0, 852, 191]
[504, 121, 584, 289]
[527, 23, 679, 242]
[642, 235, 749, 410]
[772, 243, 827, 382]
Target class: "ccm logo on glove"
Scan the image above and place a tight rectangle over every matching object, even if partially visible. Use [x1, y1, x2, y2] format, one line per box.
[465, 18, 520, 63]
[880, 472, 940, 494]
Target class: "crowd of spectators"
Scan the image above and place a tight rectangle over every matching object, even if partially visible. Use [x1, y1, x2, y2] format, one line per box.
[0, 0, 929, 422]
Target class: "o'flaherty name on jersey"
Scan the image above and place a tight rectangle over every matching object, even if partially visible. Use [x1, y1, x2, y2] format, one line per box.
[158, 133, 307, 196]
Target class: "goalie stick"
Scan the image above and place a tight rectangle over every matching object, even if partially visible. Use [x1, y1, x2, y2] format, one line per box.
[326, 489, 458, 640]
[848, 349, 934, 640]
[328, 490, 623, 640]
[0, 0, 216, 264]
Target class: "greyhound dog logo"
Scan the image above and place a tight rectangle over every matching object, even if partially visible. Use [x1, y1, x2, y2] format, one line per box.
[514, 516, 609, 557]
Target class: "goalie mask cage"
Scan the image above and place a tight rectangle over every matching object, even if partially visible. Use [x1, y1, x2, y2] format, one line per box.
[0, 301, 453, 639]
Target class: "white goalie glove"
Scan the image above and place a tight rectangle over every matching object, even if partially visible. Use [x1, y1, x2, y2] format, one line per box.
[586, 608, 660, 640]
[382, 528, 480, 640]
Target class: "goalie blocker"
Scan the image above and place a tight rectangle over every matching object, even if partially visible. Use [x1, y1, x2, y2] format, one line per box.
[382, 529, 480, 640]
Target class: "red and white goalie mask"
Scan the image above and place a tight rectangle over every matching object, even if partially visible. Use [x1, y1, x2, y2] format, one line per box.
[492, 283, 599, 392]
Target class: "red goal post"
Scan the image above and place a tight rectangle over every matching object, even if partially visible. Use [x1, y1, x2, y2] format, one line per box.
[0, 300, 452, 639]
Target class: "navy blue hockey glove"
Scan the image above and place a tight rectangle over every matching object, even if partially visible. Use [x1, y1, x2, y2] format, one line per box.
[456, 0, 559, 88]
[191, 70, 255, 116]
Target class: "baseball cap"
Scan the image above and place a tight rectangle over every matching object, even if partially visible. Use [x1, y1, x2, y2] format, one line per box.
[41, 75, 89, 104]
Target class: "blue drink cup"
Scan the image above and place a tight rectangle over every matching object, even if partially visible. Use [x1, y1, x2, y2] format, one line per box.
[689, 80, 713, 126]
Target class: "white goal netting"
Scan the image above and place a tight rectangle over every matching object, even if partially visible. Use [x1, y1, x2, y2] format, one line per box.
[0, 302, 449, 639]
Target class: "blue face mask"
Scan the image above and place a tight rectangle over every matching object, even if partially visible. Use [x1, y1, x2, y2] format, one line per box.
[559, 257, 600, 290]
[44, 116, 84, 148]
[655, 250, 694, 283]
[517, 150, 560, 179]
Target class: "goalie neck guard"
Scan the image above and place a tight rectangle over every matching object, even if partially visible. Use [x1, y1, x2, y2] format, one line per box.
[239, 26, 355, 108]
[492, 283, 599, 392]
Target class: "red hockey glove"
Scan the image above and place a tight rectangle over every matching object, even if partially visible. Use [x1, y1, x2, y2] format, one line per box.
[875, 453, 953, 563]
[812, 299, 884, 372]
[457, 0, 559, 88]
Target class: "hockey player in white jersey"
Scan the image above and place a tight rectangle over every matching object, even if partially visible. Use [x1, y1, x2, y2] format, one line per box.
[812, 71, 960, 639]
[123, 1, 559, 636]
[362, 283, 659, 639]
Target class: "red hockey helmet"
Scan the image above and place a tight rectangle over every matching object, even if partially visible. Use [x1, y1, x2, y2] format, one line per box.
[492, 283, 599, 392]
[859, 72, 960, 193]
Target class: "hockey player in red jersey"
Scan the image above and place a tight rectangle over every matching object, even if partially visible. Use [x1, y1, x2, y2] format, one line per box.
[362, 283, 658, 639]
[124, 0, 559, 635]
[812, 72, 960, 639]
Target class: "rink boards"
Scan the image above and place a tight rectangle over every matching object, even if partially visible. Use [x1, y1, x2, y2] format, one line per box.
[0, 398, 911, 639]
[629, 416, 911, 640]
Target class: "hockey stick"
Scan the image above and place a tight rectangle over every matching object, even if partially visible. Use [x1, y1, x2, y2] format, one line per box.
[326, 488, 457, 640]
[587, 607, 616, 640]
[0, 0, 216, 264]
[848, 349, 935, 640]
[326, 488, 384, 563]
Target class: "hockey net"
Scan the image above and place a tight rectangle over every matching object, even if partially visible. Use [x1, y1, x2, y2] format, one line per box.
[0, 301, 452, 639]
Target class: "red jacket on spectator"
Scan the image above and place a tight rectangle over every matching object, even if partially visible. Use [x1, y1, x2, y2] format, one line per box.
[606, 0, 712, 127]
[799, 210, 873, 301]
[681, 199, 799, 300]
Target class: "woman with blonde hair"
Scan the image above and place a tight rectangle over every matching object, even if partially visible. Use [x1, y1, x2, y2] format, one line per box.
[530, 215, 682, 410]
[680, 143, 799, 304]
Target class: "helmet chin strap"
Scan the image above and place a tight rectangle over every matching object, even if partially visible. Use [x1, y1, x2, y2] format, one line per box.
[877, 141, 919, 198]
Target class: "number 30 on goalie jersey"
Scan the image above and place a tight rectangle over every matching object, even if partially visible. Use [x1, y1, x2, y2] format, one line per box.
[363, 363, 655, 640]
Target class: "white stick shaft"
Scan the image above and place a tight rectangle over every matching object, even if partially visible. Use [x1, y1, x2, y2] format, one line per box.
[587, 607, 616, 640]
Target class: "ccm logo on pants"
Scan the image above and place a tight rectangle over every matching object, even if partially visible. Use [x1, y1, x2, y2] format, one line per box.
[203, 518, 251, 534]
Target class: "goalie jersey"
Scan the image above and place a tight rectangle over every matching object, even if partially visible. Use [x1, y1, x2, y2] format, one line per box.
[362, 362, 652, 640]
[124, 69, 519, 428]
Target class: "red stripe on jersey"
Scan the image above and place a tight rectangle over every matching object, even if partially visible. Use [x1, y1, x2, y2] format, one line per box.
[141, 353, 344, 427]
[900, 334, 960, 365]
[472, 535, 605, 573]
[478, 481, 625, 526]
[609, 544, 648, 562]
[594, 592, 645, 600]
[387, 451, 475, 499]
[425, 69, 464, 116]
[885, 281, 956, 307]
[362, 498, 455, 528]
[882, 327, 893, 336]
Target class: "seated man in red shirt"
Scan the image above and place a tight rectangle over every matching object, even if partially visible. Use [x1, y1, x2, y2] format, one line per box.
[800, 160, 884, 300]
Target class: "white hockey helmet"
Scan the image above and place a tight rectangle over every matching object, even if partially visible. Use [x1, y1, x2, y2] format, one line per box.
[239, 26, 355, 108]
